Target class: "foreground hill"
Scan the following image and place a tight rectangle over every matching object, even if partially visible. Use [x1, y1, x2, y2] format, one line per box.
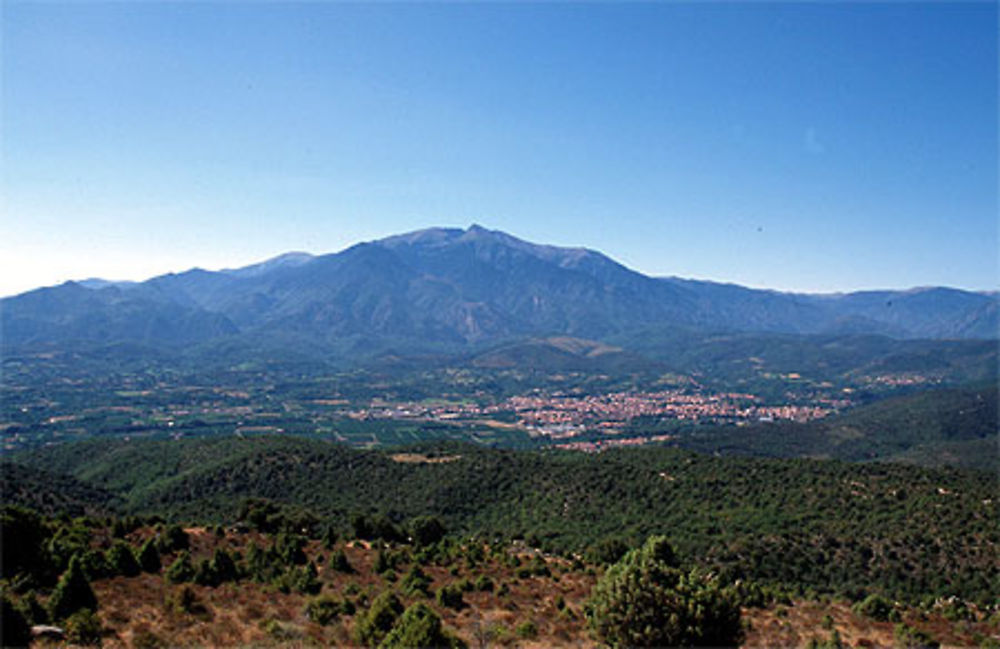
[4, 506, 997, 648]
[10, 437, 998, 606]
[3, 226, 996, 360]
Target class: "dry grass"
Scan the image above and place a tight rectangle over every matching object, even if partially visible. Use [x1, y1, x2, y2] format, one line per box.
[75, 528, 998, 648]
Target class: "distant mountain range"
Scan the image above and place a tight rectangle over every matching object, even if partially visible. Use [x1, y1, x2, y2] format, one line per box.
[3, 225, 997, 358]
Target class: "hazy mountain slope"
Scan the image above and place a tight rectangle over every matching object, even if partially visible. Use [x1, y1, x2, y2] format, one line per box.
[2, 225, 996, 356]
[0, 281, 237, 347]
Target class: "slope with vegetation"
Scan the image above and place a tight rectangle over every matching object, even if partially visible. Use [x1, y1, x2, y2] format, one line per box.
[8, 436, 999, 607]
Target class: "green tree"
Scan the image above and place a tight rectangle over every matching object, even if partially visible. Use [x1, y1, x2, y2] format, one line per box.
[354, 591, 404, 647]
[401, 565, 432, 597]
[164, 551, 195, 584]
[48, 554, 98, 621]
[107, 541, 141, 577]
[138, 539, 161, 573]
[584, 536, 742, 648]
[65, 609, 103, 646]
[380, 602, 466, 649]
[409, 516, 446, 547]
[328, 547, 354, 573]
[2, 594, 33, 648]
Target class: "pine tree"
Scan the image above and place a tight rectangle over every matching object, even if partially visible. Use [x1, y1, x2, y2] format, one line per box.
[48, 554, 98, 621]
[138, 538, 161, 573]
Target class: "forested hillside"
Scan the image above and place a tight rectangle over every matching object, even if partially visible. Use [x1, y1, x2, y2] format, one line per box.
[10, 437, 998, 606]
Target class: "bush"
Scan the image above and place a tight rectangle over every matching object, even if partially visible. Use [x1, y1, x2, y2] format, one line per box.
[2, 594, 33, 648]
[381, 602, 466, 649]
[165, 585, 209, 619]
[65, 608, 103, 646]
[138, 539, 161, 573]
[515, 620, 538, 639]
[436, 583, 465, 610]
[328, 548, 354, 573]
[585, 537, 630, 565]
[48, 554, 98, 621]
[305, 594, 347, 626]
[410, 516, 447, 547]
[584, 536, 742, 648]
[854, 594, 900, 622]
[156, 525, 189, 553]
[353, 591, 404, 647]
[164, 551, 195, 584]
[107, 541, 141, 577]
[894, 623, 940, 649]
[401, 565, 432, 597]
[473, 575, 494, 592]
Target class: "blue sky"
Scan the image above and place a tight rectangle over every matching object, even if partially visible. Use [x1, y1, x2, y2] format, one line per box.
[3, 2, 996, 296]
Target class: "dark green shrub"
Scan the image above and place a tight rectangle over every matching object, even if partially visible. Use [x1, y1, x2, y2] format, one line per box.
[584, 536, 742, 648]
[107, 541, 141, 577]
[854, 593, 899, 622]
[585, 537, 630, 565]
[79, 549, 111, 581]
[156, 525, 189, 554]
[138, 539, 161, 573]
[401, 565, 432, 597]
[48, 555, 98, 621]
[436, 583, 465, 610]
[305, 594, 348, 626]
[473, 575, 494, 592]
[274, 533, 307, 566]
[1, 506, 52, 585]
[381, 602, 466, 649]
[164, 551, 195, 584]
[894, 623, 940, 649]
[515, 620, 538, 639]
[2, 594, 33, 648]
[410, 516, 446, 547]
[64, 608, 103, 646]
[353, 591, 404, 646]
[328, 547, 354, 573]
[215, 548, 240, 582]
[165, 585, 209, 619]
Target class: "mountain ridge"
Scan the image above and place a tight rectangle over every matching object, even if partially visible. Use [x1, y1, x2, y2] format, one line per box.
[3, 225, 996, 355]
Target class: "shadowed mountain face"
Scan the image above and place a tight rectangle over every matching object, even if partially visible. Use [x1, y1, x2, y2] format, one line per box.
[2, 225, 996, 355]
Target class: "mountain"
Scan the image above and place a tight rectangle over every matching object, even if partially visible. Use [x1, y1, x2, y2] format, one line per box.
[2, 225, 996, 358]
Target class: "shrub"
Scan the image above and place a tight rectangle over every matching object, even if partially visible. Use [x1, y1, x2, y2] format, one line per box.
[854, 594, 900, 622]
[894, 623, 940, 649]
[138, 539, 161, 573]
[165, 585, 208, 618]
[107, 541, 141, 577]
[274, 533, 308, 566]
[164, 551, 196, 584]
[381, 602, 466, 649]
[64, 608, 103, 646]
[79, 549, 111, 581]
[48, 554, 98, 621]
[473, 575, 494, 592]
[353, 591, 404, 647]
[515, 620, 538, 639]
[410, 516, 447, 547]
[401, 565, 432, 597]
[2, 594, 33, 648]
[585, 537, 630, 565]
[305, 594, 347, 626]
[156, 525, 189, 553]
[328, 547, 354, 573]
[584, 536, 742, 648]
[436, 583, 466, 610]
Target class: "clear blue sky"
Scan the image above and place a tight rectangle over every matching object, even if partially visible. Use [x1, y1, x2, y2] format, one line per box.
[3, 1, 996, 296]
